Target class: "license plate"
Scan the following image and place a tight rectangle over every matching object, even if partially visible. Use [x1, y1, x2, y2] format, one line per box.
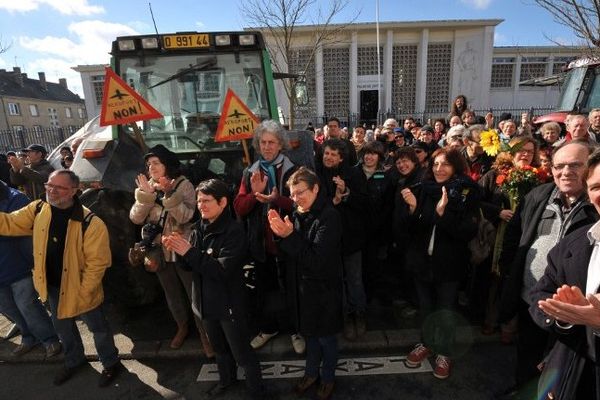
[162, 34, 210, 49]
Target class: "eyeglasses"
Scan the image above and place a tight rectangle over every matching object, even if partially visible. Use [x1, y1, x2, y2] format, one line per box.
[516, 148, 534, 155]
[552, 162, 585, 171]
[290, 187, 311, 199]
[44, 183, 75, 192]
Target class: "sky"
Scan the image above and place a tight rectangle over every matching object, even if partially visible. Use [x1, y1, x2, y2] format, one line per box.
[0, 0, 583, 99]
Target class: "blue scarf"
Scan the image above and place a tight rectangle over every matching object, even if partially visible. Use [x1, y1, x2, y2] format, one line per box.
[258, 153, 284, 193]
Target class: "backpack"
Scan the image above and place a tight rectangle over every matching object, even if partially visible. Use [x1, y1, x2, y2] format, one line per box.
[33, 200, 95, 237]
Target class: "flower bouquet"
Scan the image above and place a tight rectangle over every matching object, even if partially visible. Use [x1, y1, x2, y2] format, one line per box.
[495, 165, 548, 208]
[480, 129, 504, 156]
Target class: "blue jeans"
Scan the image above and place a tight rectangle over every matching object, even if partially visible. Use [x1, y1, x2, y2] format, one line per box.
[305, 335, 338, 383]
[0, 276, 58, 347]
[343, 251, 366, 314]
[46, 285, 119, 369]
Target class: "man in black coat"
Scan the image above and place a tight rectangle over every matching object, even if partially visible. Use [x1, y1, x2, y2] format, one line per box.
[499, 141, 598, 396]
[315, 138, 368, 340]
[529, 149, 600, 400]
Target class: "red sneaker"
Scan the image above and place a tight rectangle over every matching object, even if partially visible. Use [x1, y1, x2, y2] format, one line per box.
[405, 343, 432, 368]
[433, 355, 451, 379]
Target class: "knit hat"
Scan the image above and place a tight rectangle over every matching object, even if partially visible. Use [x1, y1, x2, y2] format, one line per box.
[499, 112, 512, 122]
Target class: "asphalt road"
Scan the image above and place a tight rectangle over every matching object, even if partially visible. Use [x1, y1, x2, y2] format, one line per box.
[0, 341, 516, 400]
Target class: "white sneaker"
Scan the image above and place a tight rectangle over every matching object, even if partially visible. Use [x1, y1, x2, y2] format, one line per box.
[291, 334, 305, 354]
[250, 332, 278, 349]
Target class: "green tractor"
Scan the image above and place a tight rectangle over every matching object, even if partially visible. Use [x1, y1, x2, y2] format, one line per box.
[48, 31, 312, 306]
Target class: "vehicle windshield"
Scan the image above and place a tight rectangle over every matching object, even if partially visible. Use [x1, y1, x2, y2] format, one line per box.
[117, 51, 270, 154]
[557, 66, 586, 112]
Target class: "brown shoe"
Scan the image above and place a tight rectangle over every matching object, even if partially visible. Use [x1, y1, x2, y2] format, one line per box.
[170, 321, 189, 349]
[294, 375, 318, 395]
[316, 382, 335, 400]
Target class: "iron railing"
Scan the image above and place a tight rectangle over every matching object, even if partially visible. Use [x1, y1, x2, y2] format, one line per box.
[0, 126, 81, 153]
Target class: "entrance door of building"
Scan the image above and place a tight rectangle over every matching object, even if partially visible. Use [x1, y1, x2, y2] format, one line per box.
[360, 90, 378, 125]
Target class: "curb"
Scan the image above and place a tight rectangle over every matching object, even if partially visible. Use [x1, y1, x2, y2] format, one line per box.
[0, 325, 502, 364]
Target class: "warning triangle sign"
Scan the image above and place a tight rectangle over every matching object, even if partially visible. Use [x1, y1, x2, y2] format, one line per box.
[99, 67, 163, 127]
[214, 89, 260, 142]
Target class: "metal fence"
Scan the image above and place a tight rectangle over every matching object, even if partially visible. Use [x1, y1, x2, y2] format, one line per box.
[0, 127, 81, 153]
[292, 106, 556, 129]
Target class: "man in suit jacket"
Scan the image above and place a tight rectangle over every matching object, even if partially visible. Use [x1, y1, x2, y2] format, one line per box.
[530, 148, 600, 400]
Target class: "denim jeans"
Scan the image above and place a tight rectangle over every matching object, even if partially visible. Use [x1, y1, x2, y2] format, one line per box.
[305, 335, 338, 383]
[46, 285, 119, 369]
[414, 279, 459, 356]
[0, 276, 58, 347]
[343, 251, 366, 314]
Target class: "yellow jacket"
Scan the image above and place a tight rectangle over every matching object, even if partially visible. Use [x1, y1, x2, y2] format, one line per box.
[0, 198, 111, 319]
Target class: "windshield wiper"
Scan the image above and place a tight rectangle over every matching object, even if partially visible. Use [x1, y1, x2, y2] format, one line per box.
[148, 57, 217, 89]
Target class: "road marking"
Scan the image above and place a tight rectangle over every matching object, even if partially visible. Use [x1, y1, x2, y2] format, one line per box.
[197, 356, 432, 381]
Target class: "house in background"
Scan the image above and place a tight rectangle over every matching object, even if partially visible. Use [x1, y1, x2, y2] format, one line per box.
[0, 67, 87, 133]
[72, 64, 107, 119]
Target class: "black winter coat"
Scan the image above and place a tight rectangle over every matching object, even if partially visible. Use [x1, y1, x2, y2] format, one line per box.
[356, 164, 395, 242]
[393, 166, 426, 247]
[529, 225, 600, 400]
[278, 193, 344, 337]
[402, 175, 480, 283]
[499, 183, 598, 322]
[180, 212, 249, 321]
[478, 169, 511, 227]
[316, 163, 368, 255]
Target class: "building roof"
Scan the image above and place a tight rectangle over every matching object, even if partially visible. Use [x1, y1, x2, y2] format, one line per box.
[247, 19, 504, 32]
[0, 68, 83, 104]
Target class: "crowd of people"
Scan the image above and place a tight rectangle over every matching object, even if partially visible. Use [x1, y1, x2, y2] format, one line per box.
[1, 94, 600, 399]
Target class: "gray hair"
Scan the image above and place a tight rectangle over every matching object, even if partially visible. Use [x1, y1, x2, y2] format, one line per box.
[447, 124, 467, 139]
[252, 120, 288, 153]
[464, 124, 485, 141]
[50, 169, 80, 188]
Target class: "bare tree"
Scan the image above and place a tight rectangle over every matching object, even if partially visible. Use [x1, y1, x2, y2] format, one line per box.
[240, 0, 358, 128]
[0, 36, 11, 54]
[533, 0, 600, 50]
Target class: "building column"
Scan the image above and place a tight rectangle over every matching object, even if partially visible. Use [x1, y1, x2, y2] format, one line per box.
[545, 55, 554, 101]
[513, 55, 522, 107]
[415, 29, 429, 113]
[316, 45, 324, 118]
[384, 29, 393, 113]
[350, 32, 358, 114]
[479, 25, 495, 109]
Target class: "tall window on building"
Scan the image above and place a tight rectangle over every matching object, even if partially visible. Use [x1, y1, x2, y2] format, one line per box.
[289, 48, 317, 122]
[91, 75, 105, 105]
[357, 47, 383, 76]
[392, 45, 418, 113]
[48, 107, 60, 128]
[12, 125, 24, 133]
[425, 43, 452, 112]
[8, 103, 20, 116]
[491, 57, 515, 89]
[323, 47, 350, 118]
[29, 104, 39, 117]
[65, 107, 72, 118]
[32, 125, 42, 133]
[552, 56, 573, 75]
[519, 57, 548, 84]
[78, 108, 85, 119]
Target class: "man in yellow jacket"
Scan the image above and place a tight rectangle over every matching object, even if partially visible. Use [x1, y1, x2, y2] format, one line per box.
[0, 170, 122, 387]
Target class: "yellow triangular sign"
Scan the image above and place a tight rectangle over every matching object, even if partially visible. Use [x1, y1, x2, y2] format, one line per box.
[99, 67, 163, 127]
[214, 89, 260, 142]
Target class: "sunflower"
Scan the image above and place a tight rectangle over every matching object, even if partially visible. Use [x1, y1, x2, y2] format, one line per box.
[480, 129, 501, 156]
